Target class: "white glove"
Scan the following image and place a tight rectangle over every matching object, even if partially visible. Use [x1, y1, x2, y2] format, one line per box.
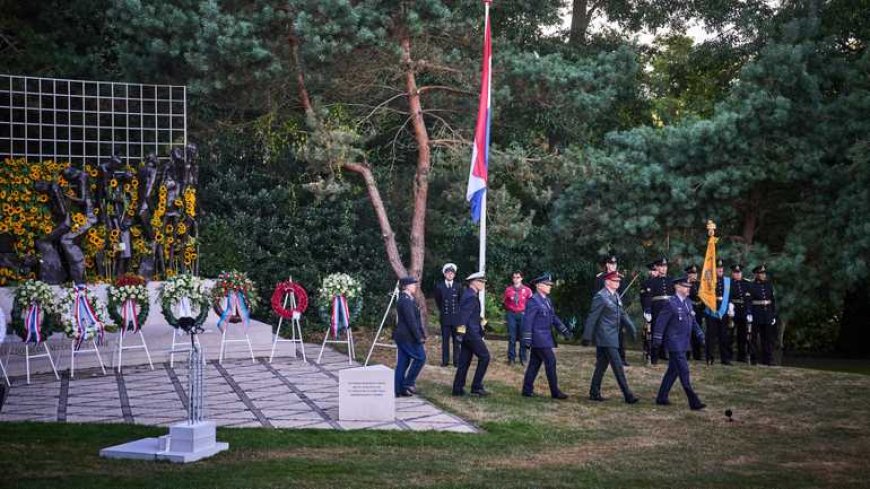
[771, 318, 776, 326]
[747, 314, 753, 323]
[643, 313, 652, 323]
[727, 303, 735, 317]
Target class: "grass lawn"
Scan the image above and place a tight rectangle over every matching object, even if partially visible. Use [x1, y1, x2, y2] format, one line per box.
[3, 330, 870, 489]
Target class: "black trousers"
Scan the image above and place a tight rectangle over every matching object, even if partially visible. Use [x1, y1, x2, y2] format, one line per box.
[733, 318, 750, 362]
[522, 347, 562, 397]
[452, 335, 490, 393]
[440, 323, 461, 366]
[705, 316, 732, 363]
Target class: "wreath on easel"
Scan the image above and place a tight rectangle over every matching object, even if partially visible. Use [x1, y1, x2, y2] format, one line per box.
[159, 274, 211, 333]
[271, 281, 309, 319]
[10, 279, 61, 343]
[107, 274, 150, 334]
[316, 273, 363, 326]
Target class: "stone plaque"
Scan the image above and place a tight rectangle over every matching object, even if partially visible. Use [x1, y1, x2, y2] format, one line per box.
[338, 365, 395, 421]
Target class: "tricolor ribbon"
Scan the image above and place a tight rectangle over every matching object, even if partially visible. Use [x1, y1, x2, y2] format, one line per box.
[121, 298, 140, 335]
[24, 301, 42, 344]
[330, 294, 350, 338]
[73, 285, 104, 350]
[217, 290, 250, 332]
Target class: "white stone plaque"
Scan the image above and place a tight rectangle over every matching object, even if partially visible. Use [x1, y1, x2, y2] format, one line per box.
[338, 365, 395, 421]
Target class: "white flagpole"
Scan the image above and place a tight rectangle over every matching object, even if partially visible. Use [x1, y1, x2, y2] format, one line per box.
[478, 0, 491, 319]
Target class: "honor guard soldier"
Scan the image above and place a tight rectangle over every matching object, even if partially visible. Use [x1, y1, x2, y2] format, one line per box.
[641, 257, 672, 363]
[653, 276, 707, 410]
[686, 265, 705, 361]
[749, 264, 777, 366]
[521, 273, 572, 399]
[729, 265, 754, 363]
[704, 259, 733, 365]
[582, 271, 639, 404]
[452, 272, 491, 396]
[639, 261, 658, 364]
[434, 263, 462, 367]
[595, 254, 631, 365]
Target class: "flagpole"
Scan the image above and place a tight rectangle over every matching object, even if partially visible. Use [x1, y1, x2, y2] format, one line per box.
[478, 0, 491, 319]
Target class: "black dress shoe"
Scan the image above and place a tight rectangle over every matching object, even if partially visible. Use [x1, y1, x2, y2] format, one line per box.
[452, 390, 466, 396]
[405, 386, 417, 394]
[622, 360, 631, 367]
[552, 392, 569, 400]
[521, 392, 537, 398]
[589, 394, 607, 402]
[396, 390, 413, 398]
[690, 402, 707, 411]
[470, 388, 490, 397]
[655, 399, 671, 406]
[625, 396, 640, 404]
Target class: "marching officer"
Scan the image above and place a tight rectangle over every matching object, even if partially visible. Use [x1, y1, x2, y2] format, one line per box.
[595, 254, 631, 365]
[730, 264, 754, 363]
[393, 276, 426, 397]
[521, 273, 572, 399]
[750, 264, 777, 366]
[433, 263, 462, 367]
[452, 272, 491, 396]
[686, 264, 705, 361]
[653, 276, 707, 410]
[582, 271, 639, 403]
[641, 257, 672, 363]
[704, 259, 733, 365]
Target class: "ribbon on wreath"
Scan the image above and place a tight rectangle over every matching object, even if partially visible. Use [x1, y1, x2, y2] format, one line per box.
[330, 294, 351, 338]
[24, 301, 42, 344]
[217, 290, 250, 331]
[73, 285, 104, 350]
[121, 298, 140, 335]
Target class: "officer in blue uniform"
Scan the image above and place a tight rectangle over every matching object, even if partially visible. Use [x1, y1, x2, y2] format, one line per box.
[749, 264, 777, 366]
[452, 272, 491, 396]
[433, 263, 462, 367]
[582, 271, 639, 403]
[653, 276, 707, 410]
[393, 276, 426, 397]
[704, 259, 733, 365]
[521, 273, 572, 399]
[641, 257, 672, 363]
[729, 264, 754, 363]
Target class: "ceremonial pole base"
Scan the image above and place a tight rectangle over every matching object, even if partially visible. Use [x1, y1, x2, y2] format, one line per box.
[100, 420, 229, 463]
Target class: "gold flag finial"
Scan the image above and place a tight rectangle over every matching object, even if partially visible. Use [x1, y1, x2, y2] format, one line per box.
[706, 219, 717, 237]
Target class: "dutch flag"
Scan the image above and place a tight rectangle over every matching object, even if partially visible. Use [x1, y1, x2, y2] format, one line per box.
[466, 1, 492, 224]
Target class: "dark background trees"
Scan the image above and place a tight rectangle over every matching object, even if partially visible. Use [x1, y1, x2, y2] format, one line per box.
[1, 0, 867, 353]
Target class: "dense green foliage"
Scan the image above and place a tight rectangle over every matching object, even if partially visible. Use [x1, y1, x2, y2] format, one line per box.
[1, 0, 868, 352]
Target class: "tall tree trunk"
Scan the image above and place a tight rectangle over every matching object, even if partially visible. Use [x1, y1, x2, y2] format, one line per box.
[837, 283, 870, 356]
[570, 0, 595, 46]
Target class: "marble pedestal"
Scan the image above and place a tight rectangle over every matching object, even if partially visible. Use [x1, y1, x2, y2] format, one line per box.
[100, 420, 228, 463]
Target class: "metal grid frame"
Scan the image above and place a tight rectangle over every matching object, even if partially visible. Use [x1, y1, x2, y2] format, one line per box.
[0, 74, 186, 166]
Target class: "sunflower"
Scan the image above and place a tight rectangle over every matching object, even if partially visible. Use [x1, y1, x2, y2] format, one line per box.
[110, 178, 119, 188]
[37, 194, 48, 203]
[87, 167, 98, 177]
[176, 223, 187, 235]
[165, 224, 173, 234]
[72, 213, 87, 227]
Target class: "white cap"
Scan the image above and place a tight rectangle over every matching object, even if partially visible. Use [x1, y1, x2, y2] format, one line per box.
[465, 271, 486, 282]
[442, 263, 458, 274]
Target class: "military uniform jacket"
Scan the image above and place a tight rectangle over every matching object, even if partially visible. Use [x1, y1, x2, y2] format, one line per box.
[457, 288, 484, 338]
[433, 280, 462, 326]
[653, 295, 705, 352]
[689, 281, 705, 316]
[582, 289, 637, 348]
[641, 276, 673, 315]
[749, 281, 777, 323]
[522, 293, 570, 349]
[393, 293, 424, 344]
[730, 279, 753, 320]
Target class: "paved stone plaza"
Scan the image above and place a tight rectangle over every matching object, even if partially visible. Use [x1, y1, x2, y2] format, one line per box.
[0, 346, 478, 433]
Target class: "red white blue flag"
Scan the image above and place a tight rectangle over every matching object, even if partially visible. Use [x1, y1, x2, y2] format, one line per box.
[466, 1, 492, 223]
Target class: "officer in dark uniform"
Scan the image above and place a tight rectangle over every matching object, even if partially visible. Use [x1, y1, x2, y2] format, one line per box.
[749, 264, 777, 366]
[639, 261, 658, 363]
[704, 259, 733, 365]
[393, 276, 426, 397]
[521, 273, 572, 399]
[653, 276, 707, 410]
[686, 264, 705, 361]
[452, 272, 491, 396]
[595, 254, 632, 365]
[641, 257, 672, 363]
[729, 264, 754, 363]
[433, 263, 462, 367]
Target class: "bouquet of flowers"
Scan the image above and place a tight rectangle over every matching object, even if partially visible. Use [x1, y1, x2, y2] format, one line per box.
[159, 274, 211, 332]
[317, 273, 364, 327]
[59, 284, 109, 348]
[107, 274, 150, 333]
[11, 279, 61, 342]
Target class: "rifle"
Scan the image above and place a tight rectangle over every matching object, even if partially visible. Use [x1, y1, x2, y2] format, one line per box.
[746, 319, 756, 365]
[643, 321, 652, 365]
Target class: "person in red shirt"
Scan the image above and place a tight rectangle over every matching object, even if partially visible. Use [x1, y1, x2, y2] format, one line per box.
[503, 271, 533, 365]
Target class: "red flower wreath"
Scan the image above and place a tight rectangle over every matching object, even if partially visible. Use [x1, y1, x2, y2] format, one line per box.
[271, 281, 309, 319]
